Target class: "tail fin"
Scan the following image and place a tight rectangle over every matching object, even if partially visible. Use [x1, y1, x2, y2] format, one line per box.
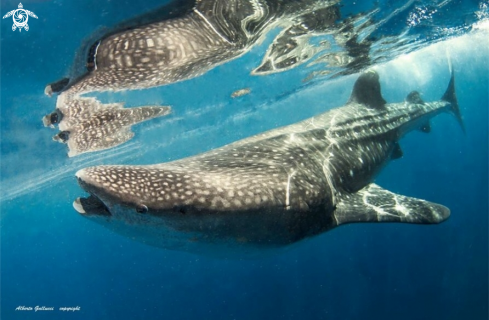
[441, 70, 465, 133]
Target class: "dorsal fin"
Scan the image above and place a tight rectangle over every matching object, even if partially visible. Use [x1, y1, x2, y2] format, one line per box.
[406, 91, 425, 104]
[349, 70, 386, 109]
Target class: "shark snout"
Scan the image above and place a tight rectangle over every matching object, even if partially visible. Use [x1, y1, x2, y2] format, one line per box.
[74, 166, 158, 216]
[75, 168, 102, 194]
[74, 168, 114, 217]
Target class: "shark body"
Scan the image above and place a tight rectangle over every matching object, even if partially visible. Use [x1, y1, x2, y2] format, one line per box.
[74, 71, 461, 256]
[45, 0, 342, 96]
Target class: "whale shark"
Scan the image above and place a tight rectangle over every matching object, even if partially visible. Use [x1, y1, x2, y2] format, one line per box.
[43, 0, 343, 156]
[73, 70, 462, 256]
[45, 0, 344, 96]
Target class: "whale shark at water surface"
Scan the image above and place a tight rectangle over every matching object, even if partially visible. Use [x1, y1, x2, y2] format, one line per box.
[45, 0, 345, 96]
[74, 70, 463, 257]
[42, 0, 344, 156]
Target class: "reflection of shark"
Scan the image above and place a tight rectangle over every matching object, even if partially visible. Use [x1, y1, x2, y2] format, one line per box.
[46, 0, 343, 96]
[43, 0, 346, 156]
[42, 0, 370, 157]
[45, 96, 171, 157]
[43, 96, 118, 130]
[252, 6, 340, 75]
[73, 70, 462, 256]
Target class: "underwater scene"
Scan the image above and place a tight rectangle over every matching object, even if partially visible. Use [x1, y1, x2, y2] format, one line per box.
[1, 0, 488, 319]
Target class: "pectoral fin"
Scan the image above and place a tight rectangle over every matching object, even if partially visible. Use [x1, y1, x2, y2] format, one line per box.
[334, 184, 450, 225]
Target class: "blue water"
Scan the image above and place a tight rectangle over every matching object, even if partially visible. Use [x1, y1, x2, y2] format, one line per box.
[1, 0, 488, 319]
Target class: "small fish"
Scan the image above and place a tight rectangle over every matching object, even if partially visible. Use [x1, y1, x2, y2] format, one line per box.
[231, 88, 251, 98]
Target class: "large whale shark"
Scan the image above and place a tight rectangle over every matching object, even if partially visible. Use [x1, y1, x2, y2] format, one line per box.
[73, 70, 462, 256]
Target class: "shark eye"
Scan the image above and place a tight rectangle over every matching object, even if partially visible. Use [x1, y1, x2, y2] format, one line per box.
[136, 204, 148, 213]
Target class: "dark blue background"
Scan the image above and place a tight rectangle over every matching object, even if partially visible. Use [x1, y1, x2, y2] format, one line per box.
[1, 1, 487, 319]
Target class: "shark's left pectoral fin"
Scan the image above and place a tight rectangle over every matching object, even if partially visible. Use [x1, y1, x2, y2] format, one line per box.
[334, 184, 450, 226]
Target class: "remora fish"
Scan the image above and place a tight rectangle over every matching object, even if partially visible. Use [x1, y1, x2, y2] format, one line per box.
[74, 70, 462, 256]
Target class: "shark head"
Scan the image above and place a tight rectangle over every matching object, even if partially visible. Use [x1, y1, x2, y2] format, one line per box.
[74, 167, 154, 218]
[74, 164, 331, 255]
[73, 166, 222, 254]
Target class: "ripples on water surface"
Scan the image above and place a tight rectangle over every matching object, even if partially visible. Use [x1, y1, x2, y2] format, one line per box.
[1, 1, 488, 319]
[1, 0, 487, 200]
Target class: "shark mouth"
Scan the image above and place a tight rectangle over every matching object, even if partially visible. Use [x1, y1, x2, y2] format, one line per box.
[73, 195, 111, 216]
[73, 177, 111, 216]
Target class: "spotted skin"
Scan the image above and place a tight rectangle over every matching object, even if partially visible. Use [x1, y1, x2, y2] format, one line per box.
[74, 71, 459, 256]
[65, 0, 273, 95]
[57, 104, 171, 157]
[68, 13, 235, 94]
[55, 0, 341, 95]
[53, 96, 121, 131]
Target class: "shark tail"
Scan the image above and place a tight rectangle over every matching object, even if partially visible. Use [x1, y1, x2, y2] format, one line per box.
[441, 70, 465, 133]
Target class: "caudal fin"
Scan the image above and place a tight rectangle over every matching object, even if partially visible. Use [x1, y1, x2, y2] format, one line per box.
[441, 71, 465, 133]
